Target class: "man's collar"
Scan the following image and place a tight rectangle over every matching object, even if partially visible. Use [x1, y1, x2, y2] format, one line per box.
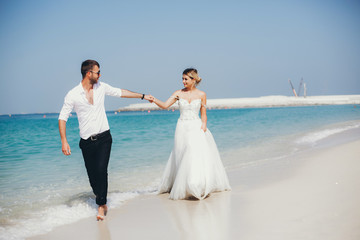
[79, 81, 100, 93]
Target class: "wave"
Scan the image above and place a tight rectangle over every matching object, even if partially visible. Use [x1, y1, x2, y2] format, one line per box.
[295, 121, 360, 146]
[0, 188, 157, 240]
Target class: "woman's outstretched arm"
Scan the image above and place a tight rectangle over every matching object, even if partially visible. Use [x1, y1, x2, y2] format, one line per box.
[153, 91, 179, 109]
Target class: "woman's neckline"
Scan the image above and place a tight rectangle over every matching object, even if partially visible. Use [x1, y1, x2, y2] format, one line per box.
[179, 98, 201, 104]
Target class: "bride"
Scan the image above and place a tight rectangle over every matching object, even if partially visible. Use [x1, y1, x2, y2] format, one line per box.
[152, 68, 231, 200]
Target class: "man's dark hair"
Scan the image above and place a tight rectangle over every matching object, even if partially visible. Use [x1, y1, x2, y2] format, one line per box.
[81, 60, 100, 78]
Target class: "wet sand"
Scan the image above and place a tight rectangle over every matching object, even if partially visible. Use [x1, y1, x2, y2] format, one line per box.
[31, 138, 360, 240]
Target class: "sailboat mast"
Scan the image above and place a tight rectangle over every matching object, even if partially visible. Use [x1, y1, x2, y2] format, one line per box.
[298, 78, 303, 97]
[288, 79, 298, 97]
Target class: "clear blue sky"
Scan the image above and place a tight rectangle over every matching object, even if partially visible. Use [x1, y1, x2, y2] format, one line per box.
[1, 0, 359, 114]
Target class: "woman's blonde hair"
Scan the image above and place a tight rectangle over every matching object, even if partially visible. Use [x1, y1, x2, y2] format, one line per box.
[183, 68, 202, 86]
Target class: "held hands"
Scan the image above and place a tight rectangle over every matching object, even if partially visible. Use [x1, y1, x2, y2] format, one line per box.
[144, 94, 154, 103]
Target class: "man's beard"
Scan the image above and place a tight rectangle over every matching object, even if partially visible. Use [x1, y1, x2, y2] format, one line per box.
[90, 76, 98, 85]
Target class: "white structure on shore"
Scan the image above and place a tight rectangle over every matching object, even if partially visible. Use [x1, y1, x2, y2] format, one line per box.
[117, 95, 360, 112]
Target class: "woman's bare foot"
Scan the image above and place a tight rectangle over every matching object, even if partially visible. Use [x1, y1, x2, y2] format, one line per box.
[97, 205, 108, 221]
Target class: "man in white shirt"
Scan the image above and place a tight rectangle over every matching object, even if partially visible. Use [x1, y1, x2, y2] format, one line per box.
[58, 59, 153, 220]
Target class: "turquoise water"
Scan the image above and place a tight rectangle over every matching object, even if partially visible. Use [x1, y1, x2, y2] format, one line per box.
[0, 105, 360, 239]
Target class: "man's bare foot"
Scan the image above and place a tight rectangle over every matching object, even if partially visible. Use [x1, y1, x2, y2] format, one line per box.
[97, 205, 108, 221]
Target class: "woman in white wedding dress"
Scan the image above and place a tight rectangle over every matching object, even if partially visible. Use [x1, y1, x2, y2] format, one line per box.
[153, 68, 231, 200]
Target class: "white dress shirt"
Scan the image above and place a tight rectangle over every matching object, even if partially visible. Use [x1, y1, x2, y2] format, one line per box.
[59, 81, 122, 140]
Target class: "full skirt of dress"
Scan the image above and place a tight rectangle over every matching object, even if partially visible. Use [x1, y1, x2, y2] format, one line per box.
[158, 118, 231, 200]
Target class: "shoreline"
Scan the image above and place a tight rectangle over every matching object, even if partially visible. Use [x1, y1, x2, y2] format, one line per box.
[117, 95, 360, 112]
[31, 133, 360, 240]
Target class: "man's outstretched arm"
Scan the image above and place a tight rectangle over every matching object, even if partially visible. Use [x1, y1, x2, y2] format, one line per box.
[121, 89, 153, 101]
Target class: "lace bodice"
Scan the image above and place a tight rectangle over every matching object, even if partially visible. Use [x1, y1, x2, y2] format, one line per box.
[178, 98, 201, 120]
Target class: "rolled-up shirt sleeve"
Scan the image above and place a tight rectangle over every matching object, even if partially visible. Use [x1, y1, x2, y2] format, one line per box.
[58, 93, 74, 122]
[103, 83, 122, 97]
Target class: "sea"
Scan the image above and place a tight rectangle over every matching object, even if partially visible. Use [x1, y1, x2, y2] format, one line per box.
[0, 104, 359, 239]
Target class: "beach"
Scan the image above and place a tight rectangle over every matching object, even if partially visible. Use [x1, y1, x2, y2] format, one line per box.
[31, 131, 360, 240]
[1, 98, 360, 240]
[2, 0, 360, 238]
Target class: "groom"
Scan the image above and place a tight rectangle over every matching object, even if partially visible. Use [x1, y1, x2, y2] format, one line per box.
[58, 59, 153, 220]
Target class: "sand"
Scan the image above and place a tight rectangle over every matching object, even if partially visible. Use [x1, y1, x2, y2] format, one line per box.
[31, 137, 360, 240]
[117, 95, 360, 112]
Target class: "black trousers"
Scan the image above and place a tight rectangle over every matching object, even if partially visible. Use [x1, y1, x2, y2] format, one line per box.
[79, 130, 112, 206]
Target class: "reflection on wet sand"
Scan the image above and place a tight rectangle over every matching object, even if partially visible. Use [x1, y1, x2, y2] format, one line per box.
[161, 191, 231, 240]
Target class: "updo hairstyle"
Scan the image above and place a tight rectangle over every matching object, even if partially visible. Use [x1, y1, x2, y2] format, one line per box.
[183, 68, 202, 86]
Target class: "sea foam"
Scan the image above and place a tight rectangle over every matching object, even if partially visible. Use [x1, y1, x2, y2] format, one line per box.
[295, 121, 360, 146]
[0, 189, 156, 240]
